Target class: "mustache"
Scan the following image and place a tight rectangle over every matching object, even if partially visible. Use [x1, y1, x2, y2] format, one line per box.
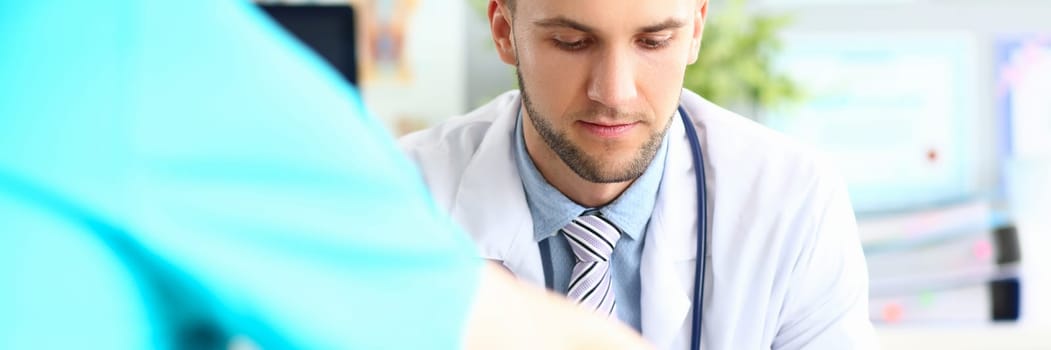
[570, 105, 647, 122]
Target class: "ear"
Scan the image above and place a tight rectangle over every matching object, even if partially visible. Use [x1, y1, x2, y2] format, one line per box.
[687, 0, 708, 64]
[489, 0, 517, 65]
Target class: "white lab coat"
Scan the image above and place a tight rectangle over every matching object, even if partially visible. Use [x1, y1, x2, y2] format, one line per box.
[400, 90, 877, 349]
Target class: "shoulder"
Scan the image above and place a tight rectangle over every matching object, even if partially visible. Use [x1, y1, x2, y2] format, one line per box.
[681, 89, 842, 200]
[397, 90, 521, 206]
[400, 90, 520, 161]
[680, 90, 851, 261]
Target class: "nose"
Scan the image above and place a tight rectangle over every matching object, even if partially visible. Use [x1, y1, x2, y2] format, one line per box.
[587, 47, 638, 108]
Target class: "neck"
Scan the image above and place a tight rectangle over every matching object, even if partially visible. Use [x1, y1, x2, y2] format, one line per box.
[522, 111, 635, 208]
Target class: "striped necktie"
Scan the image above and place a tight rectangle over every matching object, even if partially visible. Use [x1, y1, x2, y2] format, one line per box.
[562, 213, 622, 317]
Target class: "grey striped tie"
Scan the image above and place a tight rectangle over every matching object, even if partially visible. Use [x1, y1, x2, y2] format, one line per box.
[563, 213, 622, 317]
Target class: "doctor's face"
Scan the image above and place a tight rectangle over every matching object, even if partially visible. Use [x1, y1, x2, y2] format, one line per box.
[491, 0, 707, 183]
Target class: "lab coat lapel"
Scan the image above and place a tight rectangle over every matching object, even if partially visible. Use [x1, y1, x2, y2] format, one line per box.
[447, 93, 545, 285]
[641, 110, 701, 348]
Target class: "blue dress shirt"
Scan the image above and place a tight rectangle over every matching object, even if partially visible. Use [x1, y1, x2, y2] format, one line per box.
[513, 112, 669, 331]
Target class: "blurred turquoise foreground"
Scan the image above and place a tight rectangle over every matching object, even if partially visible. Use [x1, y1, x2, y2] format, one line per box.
[0, 1, 480, 349]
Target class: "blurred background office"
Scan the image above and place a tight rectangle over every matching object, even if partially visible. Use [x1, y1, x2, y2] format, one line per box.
[256, 0, 1049, 348]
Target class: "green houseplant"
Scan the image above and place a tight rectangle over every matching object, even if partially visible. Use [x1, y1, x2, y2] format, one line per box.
[686, 0, 801, 117]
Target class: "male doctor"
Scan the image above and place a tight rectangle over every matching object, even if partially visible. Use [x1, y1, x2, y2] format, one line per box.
[401, 0, 876, 349]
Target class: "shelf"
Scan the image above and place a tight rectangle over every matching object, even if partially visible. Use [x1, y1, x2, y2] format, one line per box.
[877, 324, 1051, 349]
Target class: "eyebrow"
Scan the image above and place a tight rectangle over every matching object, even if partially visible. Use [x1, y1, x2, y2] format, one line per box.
[533, 16, 687, 33]
[639, 18, 687, 33]
[533, 16, 595, 33]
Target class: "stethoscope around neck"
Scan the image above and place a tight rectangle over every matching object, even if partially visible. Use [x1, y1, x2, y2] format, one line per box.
[538, 105, 709, 349]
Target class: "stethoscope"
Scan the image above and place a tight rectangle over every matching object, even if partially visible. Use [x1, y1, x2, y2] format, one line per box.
[538, 105, 709, 349]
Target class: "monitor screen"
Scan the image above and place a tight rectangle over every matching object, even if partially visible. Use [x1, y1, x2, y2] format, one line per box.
[765, 32, 980, 214]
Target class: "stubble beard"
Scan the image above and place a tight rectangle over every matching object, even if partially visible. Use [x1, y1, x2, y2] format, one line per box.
[516, 69, 673, 184]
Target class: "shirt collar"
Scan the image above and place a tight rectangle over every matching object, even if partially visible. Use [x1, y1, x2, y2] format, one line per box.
[513, 109, 670, 243]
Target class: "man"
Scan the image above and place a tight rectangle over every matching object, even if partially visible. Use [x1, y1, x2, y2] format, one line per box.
[400, 0, 877, 348]
[0, 1, 649, 349]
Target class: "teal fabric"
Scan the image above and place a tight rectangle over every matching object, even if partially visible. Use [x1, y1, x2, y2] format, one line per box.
[0, 1, 480, 349]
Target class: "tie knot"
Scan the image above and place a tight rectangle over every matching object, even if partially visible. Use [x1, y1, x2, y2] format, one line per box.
[562, 214, 622, 262]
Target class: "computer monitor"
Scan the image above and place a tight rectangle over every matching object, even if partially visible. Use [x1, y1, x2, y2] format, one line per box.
[259, 4, 358, 87]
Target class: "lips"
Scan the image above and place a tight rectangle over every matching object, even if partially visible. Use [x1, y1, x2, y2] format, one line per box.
[577, 120, 639, 138]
